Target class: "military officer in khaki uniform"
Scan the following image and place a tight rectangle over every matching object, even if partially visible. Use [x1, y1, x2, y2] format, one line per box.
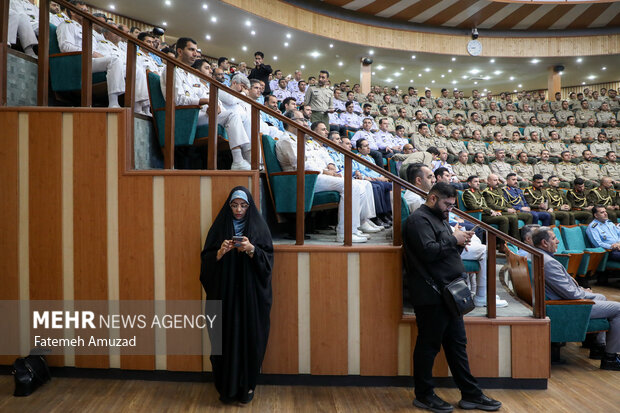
[581, 117, 601, 143]
[590, 132, 612, 159]
[394, 108, 414, 135]
[601, 151, 620, 189]
[501, 103, 520, 125]
[545, 131, 568, 159]
[488, 132, 508, 157]
[452, 151, 473, 182]
[543, 117, 561, 140]
[486, 102, 502, 125]
[524, 174, 562, 224]
[448, 114, 467, 137]
[577, 150, 602, 188]
[446, 129, 468, 159]
[537, 103, 554, 126]
[523, 117, 545, 141]
[432, 99, 451, 122]
[588, 176, 619, 222]
[375, 106, 396, 133]
[568, 134, 588, 160]
[501, 116, 520, 140]
[560, 116, 581, 142]
[546, 175, 575, 225]
[464, 113, 484, 138]
[550, 93, 563, 112]
[471, 152, 492, 181]
[554, 151, 578, 187]
[525, 131, 546, 160]
[412, 123, 435, 152]
[467, 130, 489, 159]
[597, 102, 615, 126]
[483, 115, 502, 141]
[490, 149, 513, 184]
[567, 178, 594, 224]
[513, 152, 534, 184]
[464, 175, 517, 239]
[483, 174, 533, 235]
[534, 150, 556, 180]
[575, 100, 596, 127]
[506, 132, 526, 161]
[607, 118, 620, 142]
[554, 100, 574, 125]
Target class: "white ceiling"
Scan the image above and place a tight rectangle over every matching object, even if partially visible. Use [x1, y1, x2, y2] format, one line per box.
[87, 0, 620, 95]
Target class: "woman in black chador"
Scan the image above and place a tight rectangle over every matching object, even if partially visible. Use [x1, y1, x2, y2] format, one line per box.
[200, 186, 273, 404]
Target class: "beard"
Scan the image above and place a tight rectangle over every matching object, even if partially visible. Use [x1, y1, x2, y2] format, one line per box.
[431, 203, 450, 220]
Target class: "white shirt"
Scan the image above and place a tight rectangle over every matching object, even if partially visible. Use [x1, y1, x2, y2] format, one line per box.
[276, 135, 334, 172]
[160, 65, 207, 107]
[272, 87, 290, 102]
[374, 130, 396, 150]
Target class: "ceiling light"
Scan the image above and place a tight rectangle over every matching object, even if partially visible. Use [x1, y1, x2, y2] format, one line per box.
[418, 74, 422, 77]
[582, 82, 586, 85]
[531, 59, 539, 64]
[451, 57, 456, 61]
[310, 51, 320, 58]
[441, 74, 445, 78]
[509, 76, 514, 81]
[410, 79, 413, 83]
[245, 20, 251, 26]
[411, 55, 416, 59]
[448, 69, 452, 73]
[400, 67, 404, 71]
[425, 68, 431, 72]
[602, 66, 607, 70]
[284, 42, 289, 47]
[286, 33, 292, 39]
[162, 21, 167, 26]
[250, 30, 256, 36]
[329, 44, 334, 48]
[205, 34, 211, 40]
[461, 75, 467, 79]
[164, 0, 171, 5]
[211, 16, 217, 23]
[493, 70, 502, 75]
[483, 89, 487, 92]
[230, 57, 235, 61]
[452, 80, 457, 84]
[431, 80, 435, 84]
[484, 76, 491, 80]
[369, 50, 374, 55]
[588, 75, 596, 80]
[518, 84, 522, 88]
[576, 58, 583, 63]
[474, 81, 478, 85]
[513, 89, 517, 93]
[109, 4, 115, 10]
[490, 59, 495, 63]
[338, 61, 344, 66]
[386, 78, 393, 83]
[470, 69, 480, 74]
[394, 72, 401, 77]
[376, 65, 384, 70]
[345, 79, 349, 82]
[202, 3, 208, 9]
[559, 71, 563, 75]
[242, 46, 247, 51]
[372, 72, 375, 75]
[300, 65, 305, 69]
[273, 56, 278, 60]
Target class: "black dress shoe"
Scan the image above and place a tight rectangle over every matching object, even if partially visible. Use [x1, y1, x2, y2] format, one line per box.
[412, 393, 454, 412]
[601, 353, 620, 371]
[459, 394, 502, 411]
[589, 344, 606, 360]
[238, 389, 255, 404]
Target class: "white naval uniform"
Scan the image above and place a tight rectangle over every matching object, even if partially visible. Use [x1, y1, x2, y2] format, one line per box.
[7, 7, 37, 48]
[56, 19, 125, 96]
[10, 0, 39, 33]
[275, 136, 372, 235]
[160, 65, 249, 149]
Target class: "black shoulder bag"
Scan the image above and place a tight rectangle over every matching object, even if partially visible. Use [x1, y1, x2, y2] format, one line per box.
[12, 354, 51, 397]
[442, 276, 475, 317]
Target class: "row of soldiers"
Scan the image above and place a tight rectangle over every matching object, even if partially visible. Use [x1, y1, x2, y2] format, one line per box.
[461, 173, 620, 240]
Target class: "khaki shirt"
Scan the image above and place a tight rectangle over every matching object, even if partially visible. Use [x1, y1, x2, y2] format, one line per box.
[524, 126, 544, 140]
[534, 161, 555, 180]
[446, 139, 467, 156]
[537, 111, 554, 125]
[467, 140, 488, 155]
[471, 163, 492, 181]
[412, 133, 435, 152]
[464, 122, 483, 138]
[555, 109, 574, 124]
[513, 163, 534, 181]
[525, 141, 546, 157]
[560, 125, 581, 141]
[488, 141, 508, 155]
[394, 118, 414, 135]
[589, 141, 612, 158]
[577, 161, 602, 181]
[597, 110, 614, 124]
[582, 127, 602, 141]
[375, 116, 395, 132]
[568, 142, 588, 157]
[304, 85, 333, 112]
[575, 109, 596, 124]
[545, 140, 568, 157]
[550, 101, 563, 112]
[554, 162, 578, 182]
[453, 162, 473, 181]
[601, 162, 620, 181]
[437, 97, 453, 109]
[501, 124, 519, 138]
[490, 160, 513, 182]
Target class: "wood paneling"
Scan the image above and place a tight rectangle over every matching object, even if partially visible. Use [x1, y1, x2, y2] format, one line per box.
[359, 252, 400, 376]
[511, 323, 550, 379]
[210, 176, 254, 221]
[262, 252, 299, 374]
[164, 176, 202, 372]
[0, 112, 19, 365]
[118, 175, 155, 371]
[410, 322, 449, 377]
[73, 112, 109, 369]
[465, 324, 499, 378]
[310, 252, 348, 375]
[223, 0, 620, 57]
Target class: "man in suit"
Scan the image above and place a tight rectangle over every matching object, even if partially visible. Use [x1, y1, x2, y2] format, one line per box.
[532, 227, 620, 370]
[403, 182, 502, 411]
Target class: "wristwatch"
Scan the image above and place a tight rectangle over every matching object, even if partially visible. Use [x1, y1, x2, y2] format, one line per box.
[246, 247, 255, 256]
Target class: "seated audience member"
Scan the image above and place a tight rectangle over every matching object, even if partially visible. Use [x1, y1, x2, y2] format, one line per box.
[587, 206, 620, 266]
[49, 1, 70, 27]
[272, 78, 290, 102]
[57, 1, 125, 107]
[217, 57, 231, 86]
[470, 152, 492, 181]
[590, 132, 612, 160]
[577, 150, 603, 188]
[353, 139, 393, 228]
[291, 80, 307, 105]
[393, 147, 439, 180]
[517, 224, 540, 257]
[588, 177, 619, 223]
[601, 151, 620, 188]
[532, 227, 620, 371]
[434, 166, 465, 190]
[269, 69, 283, 92]
[464, 176, 517, 239]
[287, 69, 303, 94]
[8, 0, 38, 58]
[340, 101, 363, 131]
[351, 118, 384, 167]
[490, 149, 513, 184]
[375, 118, 402, 158]
[161, 37, 251, 170]
[262, 95, 285, 132]
[281, 96, 297, 114]
[504, 173, 552, 226]
[403, 163, 435, 213]
[276, 120, 373, 243]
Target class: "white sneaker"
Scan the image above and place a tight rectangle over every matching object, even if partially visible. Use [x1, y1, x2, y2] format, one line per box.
[336, 233, 368, 243]
[368, 220, 385, 231]
[231, 159, 251, 170]
[355, 230, 370, 238]
[359, 221, 382, 233]
[473, 295, 508, 308]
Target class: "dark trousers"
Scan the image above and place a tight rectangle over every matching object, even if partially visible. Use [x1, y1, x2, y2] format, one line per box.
[482, 214, 511, 238]
[529, 210, 552, 226]
[553, 210, 573, 226]
[573, 210, 594, 225]
[370, 181, 392, 215]
[413, 304, 482, 399]
[608, 250, 620, 262]
[330, 124, 347, 136]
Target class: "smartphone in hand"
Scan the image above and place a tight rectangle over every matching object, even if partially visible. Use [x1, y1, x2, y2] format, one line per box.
[233, 236, 244, 247]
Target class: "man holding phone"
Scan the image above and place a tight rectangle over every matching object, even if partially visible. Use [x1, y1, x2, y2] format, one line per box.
[248, 51, 273, 96]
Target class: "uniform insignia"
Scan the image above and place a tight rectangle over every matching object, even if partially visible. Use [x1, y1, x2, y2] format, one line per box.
[592, 223, 598, 228]
[185, 91, 190, 96]
[193, 83, 200, 88]
[64, 19, 72, 23]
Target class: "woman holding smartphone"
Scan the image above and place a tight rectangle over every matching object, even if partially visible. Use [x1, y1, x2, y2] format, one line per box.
[200, 186, 273, 404]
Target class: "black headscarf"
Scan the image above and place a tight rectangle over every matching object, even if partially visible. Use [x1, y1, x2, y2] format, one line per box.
[200, 186, 273, 402]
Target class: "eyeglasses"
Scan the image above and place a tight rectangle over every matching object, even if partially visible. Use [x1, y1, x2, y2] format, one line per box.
[230, 202, 249, 209]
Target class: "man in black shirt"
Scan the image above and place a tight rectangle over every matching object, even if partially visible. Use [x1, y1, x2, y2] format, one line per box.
[248, 51, 273, 96]
[403, 182, 502, 412]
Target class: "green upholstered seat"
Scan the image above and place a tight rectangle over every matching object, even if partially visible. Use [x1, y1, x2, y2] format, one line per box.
[261, 134, 339, 214]
[463, 260, 480, 273]
[587, 318, 610, 333]
[49, 24, 107, 93]
[546, 302, 593, 343]
[561, 225, 606, 276]
[552, 226, 584, 276]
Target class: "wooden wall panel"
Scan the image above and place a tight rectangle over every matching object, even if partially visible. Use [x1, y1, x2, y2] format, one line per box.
[210, 176, 254, 221]
[310, 252, 348, 375]
[164, 176, 202, 372]
[410, 322, 449, 377]
[73, 112, 109, 369]
[465, 324, 499, 378]
[118, 175, 155, 371]
[359, 251, 400, 376]
[0, 112, 19, 365]
[511, 323, 550, 379]
[262, 252, 299, 374]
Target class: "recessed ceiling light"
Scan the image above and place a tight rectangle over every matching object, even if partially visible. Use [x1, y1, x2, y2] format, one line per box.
[386, 78, 393, 83]
[493, 70, 502, 75]
[273, 56, 278, 60]
[474, 81, 478, 85]
[372, 72, 376, 75]
[162, 21, 167, 26]
[286, 33, 292, 39]
[484, 76, 491, 80]
[461, 75, 468, 79]
[202, 3, 208, 9]
[425, 68, 431, 72]
[165, 0, 171, 5]
[452, 80, 457, 84]
[205, 34, 211, 40]
[582, 81, 586, 85]
[376, 65, 384, 70]
[490, 59, 495, 63]
[410, 79, 413, 83]
[470, 69, 480, 74]
[509, 76, 514, 80]
[242, 46, 247, 51]
[338, 61, 343, 66]
[346, 79, 349, 82]
[483, 89, 487, 92]
[588, 75, 596, 80]
[431, 80, 435, 84]
[284, 42, 289, 47]
[394, 72, 401, 77]
[329, 44, 334, 48]
[531, 59, 539, 64]
[441, 74, 445, 78]
[576, 58, 583, 63]
[230, 57, 235, 61]
[418, 74, 422, 77]
[451, 57, 456, 61]
[411, 55, 416, 59]
[250, 30, 256, 36]
[211, 16, 217, 23]
[448, 69, 452, 73]
[518, 84, 523, 88]
[369, 50, 374, 55]
[245, 20, 251, 26]
[513, 89, 517, 93]
[400, 67, 404, 71]
[602, 66, 607, 70]
[300, 65, 305, 69]
[310, 51, 320, 58]
[109, 4, 115, 10]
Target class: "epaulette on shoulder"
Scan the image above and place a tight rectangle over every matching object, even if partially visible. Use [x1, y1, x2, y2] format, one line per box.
[592, 222, 598, 228]
[64, 19, 72, 23]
